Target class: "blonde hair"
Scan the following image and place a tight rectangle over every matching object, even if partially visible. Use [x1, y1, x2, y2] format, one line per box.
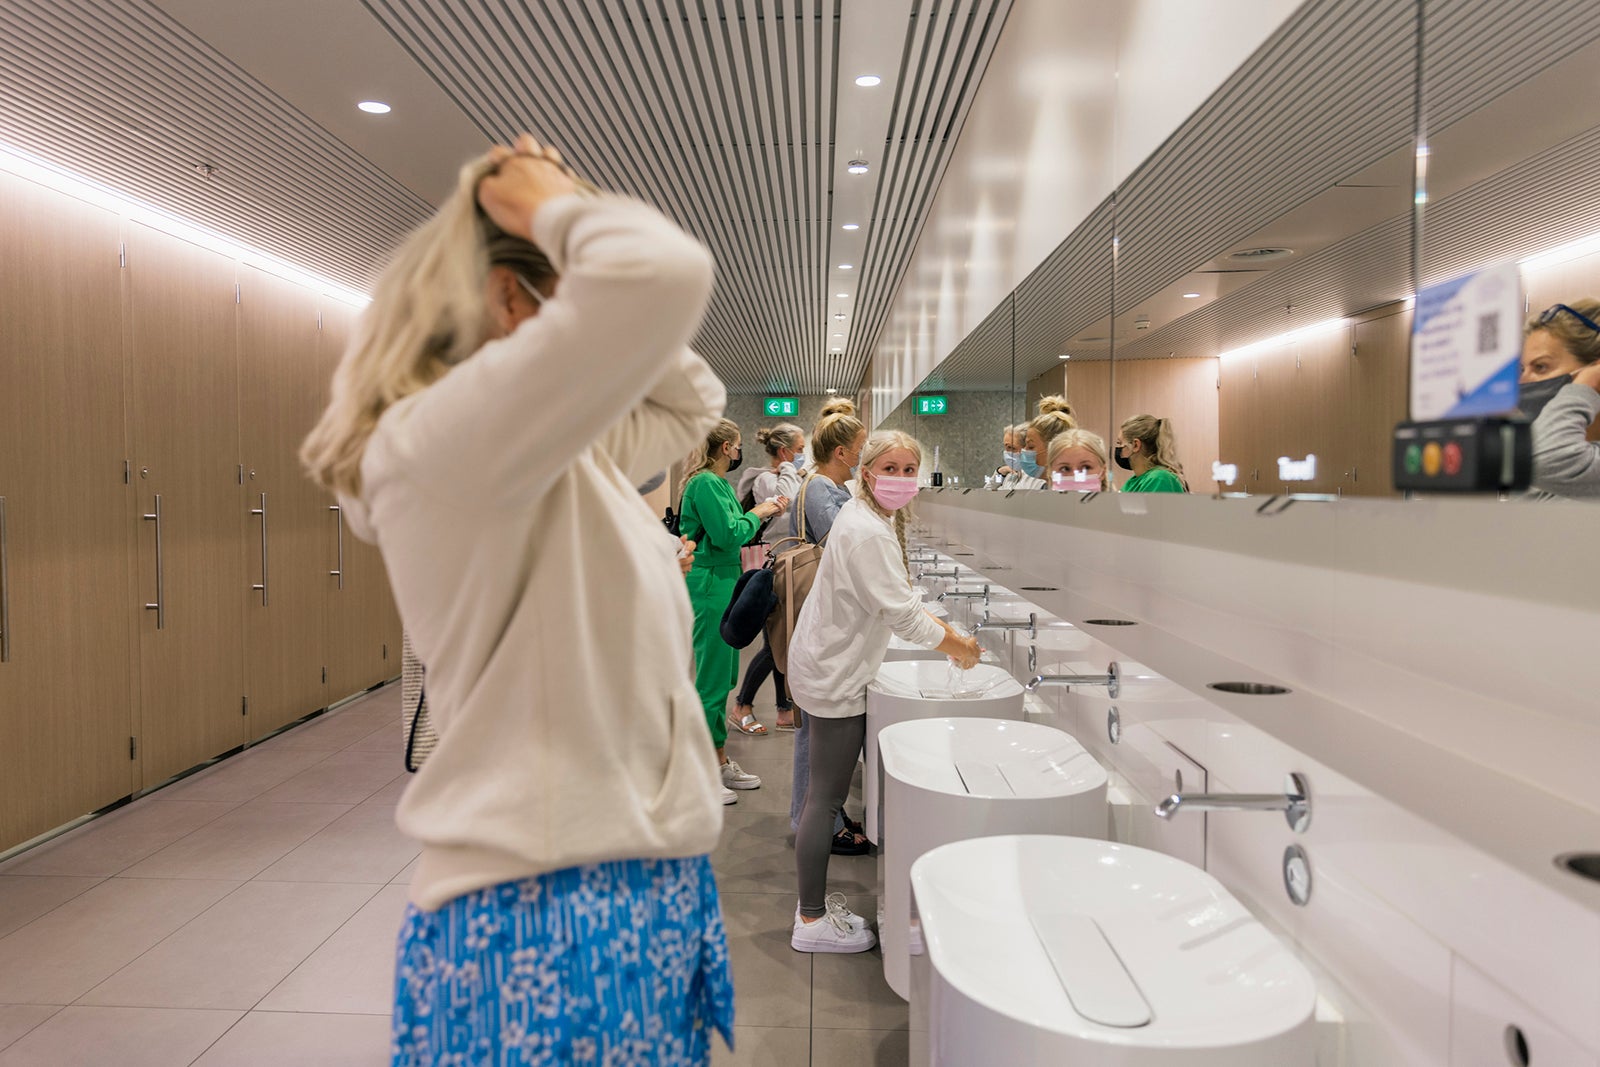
[301, 153, 558, 496]
[1046, 429, 1110, 491]
[1120, 414, 1189, 489]
[756, 423, 804, 458]
[1525, 299, 1600, 365]
[813, 410, 865, 466]
[684, 418, 740, 484]
[853, 430, 924, 577]
[1029, 409, 1079, 453]
[1038, 395, 1074, 418]
[820, 397, 857, 419]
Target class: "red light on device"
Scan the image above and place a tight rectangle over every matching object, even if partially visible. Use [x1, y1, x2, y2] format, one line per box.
[1442, 442, 1463, 477]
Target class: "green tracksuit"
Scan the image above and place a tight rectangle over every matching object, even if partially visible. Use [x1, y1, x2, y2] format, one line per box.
[679, 471, 763, 747]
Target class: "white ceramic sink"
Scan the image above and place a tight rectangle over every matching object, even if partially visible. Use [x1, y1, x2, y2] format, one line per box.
[910, 835, 1316, 1066]
[864, 662, 1025, 843]
[878, 718, 1107, 999]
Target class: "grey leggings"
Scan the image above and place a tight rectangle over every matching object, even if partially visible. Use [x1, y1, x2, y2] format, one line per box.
[795, 713, 866, 918]
[790, 714, 847, 836]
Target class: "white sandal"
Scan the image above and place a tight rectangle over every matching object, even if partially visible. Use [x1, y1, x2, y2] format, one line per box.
[728, 709, 767, 735]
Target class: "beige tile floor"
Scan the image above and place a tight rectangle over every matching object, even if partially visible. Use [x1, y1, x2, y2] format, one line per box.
[0, 654, 905, 1065]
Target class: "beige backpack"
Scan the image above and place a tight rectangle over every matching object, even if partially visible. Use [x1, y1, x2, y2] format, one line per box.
[764, 473, 830, 675]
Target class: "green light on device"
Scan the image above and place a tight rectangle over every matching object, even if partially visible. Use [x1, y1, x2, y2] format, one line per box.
[763, 397, 799, 417]
[915, 395, 949, 415]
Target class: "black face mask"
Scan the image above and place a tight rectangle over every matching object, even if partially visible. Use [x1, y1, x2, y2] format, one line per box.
[1114, 447, 1134, 472]
[726, 448, 743, 473]
[1518, 374, 1573, 420]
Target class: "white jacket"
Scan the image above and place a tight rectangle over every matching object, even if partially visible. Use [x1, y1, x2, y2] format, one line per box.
[345, 194, 726, 910]
[787, 498, 946, 718]
[753, 461, 802, 542]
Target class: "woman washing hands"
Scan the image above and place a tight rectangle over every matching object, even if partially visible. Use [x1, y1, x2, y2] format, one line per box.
[785, 431, 980, 953]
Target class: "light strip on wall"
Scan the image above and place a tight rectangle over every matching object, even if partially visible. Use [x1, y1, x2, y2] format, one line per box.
[1518, 230, 1600, 275]
[1218, 316, 1352, 362]
[0, 140, 371, 308]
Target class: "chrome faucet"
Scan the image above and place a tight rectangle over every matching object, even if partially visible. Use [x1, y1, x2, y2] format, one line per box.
[1155, 772, 1311, 832]
[937, 584, 989, 604]
[1025, 661, 1120, 699]
[973, 611, 1036, 639]
[917, 566, 960, 580]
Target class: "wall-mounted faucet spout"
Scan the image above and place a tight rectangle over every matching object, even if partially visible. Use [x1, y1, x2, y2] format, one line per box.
[1156, 772, 1312, 833]
[1024, 661, 1120, 699]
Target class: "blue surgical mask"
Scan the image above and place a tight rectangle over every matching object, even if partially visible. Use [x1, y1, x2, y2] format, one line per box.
[1003, 450, 1019, 469]
[1018, 450, 1042, 478]
[793, 453, 807, 472]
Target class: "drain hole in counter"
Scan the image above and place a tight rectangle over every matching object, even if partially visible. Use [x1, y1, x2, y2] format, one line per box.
[1020, 586, 1059, 592]
[1556, 852, 1600, 883]
[1504, 1024, 1530, 1066]
[1084, 618, 1136, 626]
[1208, 681, 1291, 695]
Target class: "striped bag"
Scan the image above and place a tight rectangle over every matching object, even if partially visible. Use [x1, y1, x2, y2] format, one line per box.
[401, 633, 437, 772]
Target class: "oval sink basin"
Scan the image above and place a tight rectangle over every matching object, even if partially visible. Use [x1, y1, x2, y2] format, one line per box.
[912, 835, 1316, 1065]
[879, 718, 1108, 1000]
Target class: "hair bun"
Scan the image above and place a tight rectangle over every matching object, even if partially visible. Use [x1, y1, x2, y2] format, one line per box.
[820, 398, 857, 418]
[1038, 395, 1074, 417]
[755, 428, 774, 445]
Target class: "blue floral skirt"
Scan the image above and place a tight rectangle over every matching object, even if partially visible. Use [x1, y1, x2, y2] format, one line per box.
[391, 855, 734, 1066]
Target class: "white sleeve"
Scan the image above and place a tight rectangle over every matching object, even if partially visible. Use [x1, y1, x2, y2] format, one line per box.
[385, 194, 715, 508]
[595, 349, 725, 485]
[845, 535, 946, 649]
[774, 461, 802, 500]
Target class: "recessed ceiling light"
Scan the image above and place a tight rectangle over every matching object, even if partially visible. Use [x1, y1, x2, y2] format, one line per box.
[827, 387, 838, 393]
[1182, 292, 1201, 299]
[357, 101, 391, 114]
[831, 347, 842, 352]
[836, 292, 849, 298]
[1058, 354, 1071, 360]
[846, 160, 870, 175]
[833, 313, 846, 320]
[838, 263, 854, 270]
[842, 223, 860, 231]
[855, 75, 882, 87]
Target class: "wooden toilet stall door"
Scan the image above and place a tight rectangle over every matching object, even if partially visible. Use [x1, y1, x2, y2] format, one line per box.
[126, 223, 248, 786]
[0, 176, 139, 848]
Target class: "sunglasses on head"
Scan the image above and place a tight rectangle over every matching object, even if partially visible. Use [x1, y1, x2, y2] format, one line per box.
[1538, 303, 1600, 334]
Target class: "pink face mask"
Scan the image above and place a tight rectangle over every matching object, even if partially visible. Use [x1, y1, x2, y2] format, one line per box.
[870, 474, 920, 511]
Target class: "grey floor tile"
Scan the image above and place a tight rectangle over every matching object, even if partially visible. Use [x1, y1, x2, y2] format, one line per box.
[80, 881, 381, 1010]
[257, 884, 408, 1015]
[711, 1025, 808, 1067]
[0, 1007, 58, 1054]
[192, 1010, 390, 1066]
[0, 877, 104, 940]
[0, 878, 239, 1004]
[810, 1026, 911, 1066]
[255, 803, 419, 884]
[343, 725, 399, 753]
[712, 810, 798, 895]
[811, 909, 910, 1031]
[719, 892, 813, 1030]
[0, 801, 240, 879]
[156, 746, 333, 804]
[256, 751, 406, 806]
[388, 857, 419, 886]
[119, 801, 350, 881]
[264, 708, 396, 753]
[0, 1007, 241, 1067]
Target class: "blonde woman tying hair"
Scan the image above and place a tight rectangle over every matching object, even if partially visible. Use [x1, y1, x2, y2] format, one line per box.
[301, 135, 734, 1064]
[786, 431, 981, 953]
[1117, 414, 1190, 491]
[1047, 428, 1111, 492]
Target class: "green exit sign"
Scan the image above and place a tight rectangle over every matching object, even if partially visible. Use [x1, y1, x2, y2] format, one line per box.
[915, 395, 949, 415]
[763, 397, 799, 417]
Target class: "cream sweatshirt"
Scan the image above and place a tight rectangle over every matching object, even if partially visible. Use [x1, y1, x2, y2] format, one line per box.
[786, 498, 947, 719]
[343, 194, 727, 910]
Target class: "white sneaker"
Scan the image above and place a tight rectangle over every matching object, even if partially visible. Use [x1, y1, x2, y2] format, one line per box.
[794, 892, 867, 932]
[721, 785, 738, 806]
[792, 899, 877, 954]
[721, 759, 761, 790]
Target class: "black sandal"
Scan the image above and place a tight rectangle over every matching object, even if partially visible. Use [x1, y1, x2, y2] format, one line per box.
[841, 811, 865, 837]
[830, 826, 870, 856]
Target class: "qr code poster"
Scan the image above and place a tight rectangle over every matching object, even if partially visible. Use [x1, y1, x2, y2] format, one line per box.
[1410, 260, 1524, 420]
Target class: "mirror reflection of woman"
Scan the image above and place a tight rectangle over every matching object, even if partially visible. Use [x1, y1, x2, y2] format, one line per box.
[1017, 398, 1077, 487]
[1048, 429, 1111, 492]
[1116, 414, 1189, 492]
[1520, 302, 1600, 498]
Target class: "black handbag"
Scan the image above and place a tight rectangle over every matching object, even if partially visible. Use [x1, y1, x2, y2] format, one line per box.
[720, 566, 777, 648]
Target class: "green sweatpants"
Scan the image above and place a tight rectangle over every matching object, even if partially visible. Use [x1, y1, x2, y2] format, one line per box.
[686, 565, 740, 748]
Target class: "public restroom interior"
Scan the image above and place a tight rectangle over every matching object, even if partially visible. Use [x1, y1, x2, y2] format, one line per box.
[0, 0, 1597, 1065]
